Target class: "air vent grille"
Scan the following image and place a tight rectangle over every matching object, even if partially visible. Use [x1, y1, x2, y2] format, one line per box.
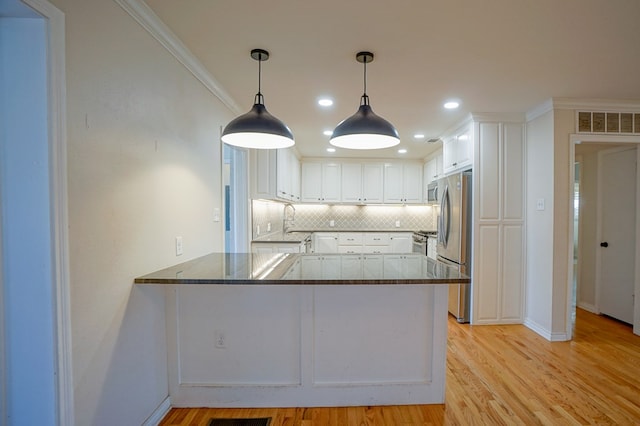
[577, 111, 640, 134]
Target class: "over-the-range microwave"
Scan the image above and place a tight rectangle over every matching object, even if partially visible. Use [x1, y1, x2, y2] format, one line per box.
[427, 181, 438, 204]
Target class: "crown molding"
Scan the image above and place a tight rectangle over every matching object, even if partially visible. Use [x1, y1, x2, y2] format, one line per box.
[469, 112, 525, 123]
[114, 0, 242, 115]
[526, 99, 554, 122]
[550, 97, 640, 112]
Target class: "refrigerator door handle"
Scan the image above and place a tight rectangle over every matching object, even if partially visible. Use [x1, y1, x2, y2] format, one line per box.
[441, 184, 451, 248]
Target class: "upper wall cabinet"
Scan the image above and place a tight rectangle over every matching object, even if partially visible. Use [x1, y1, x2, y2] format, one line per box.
[383, 163, 423, 204]
[423, 150, 443, 186]
[251, 148, 300, 202]
[301, 162, 341, 203]
[341, 163, 384, 204]
[276, 148, 300, 202]
[442, 124, 473, 175]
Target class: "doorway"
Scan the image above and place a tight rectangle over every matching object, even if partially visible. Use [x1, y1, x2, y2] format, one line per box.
[223, 143, 249, 253]
[571, 138, 640, 336]
[0, 0, 71, 424]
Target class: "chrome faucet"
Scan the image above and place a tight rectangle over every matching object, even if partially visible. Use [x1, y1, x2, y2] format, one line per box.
[283, 203, 296, 233]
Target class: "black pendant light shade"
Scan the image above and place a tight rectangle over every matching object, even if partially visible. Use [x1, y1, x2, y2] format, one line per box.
[330, 51, 400, 150]
[221, 49, 294, 149]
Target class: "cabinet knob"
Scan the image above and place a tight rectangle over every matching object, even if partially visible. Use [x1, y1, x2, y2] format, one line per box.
[452, 162, 457, 166]
[600, 242, 609, 247]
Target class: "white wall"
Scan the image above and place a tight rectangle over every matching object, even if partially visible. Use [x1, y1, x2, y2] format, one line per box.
[49, 0, 232, 423]
[524, 110, 555, 335]
[0, 16, 57, 425]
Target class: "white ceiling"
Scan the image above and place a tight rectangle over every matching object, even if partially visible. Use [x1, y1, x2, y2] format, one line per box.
[145, 0, 640, 160]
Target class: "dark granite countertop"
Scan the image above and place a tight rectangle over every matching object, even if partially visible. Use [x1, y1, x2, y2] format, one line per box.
[134, 252, 470, 285]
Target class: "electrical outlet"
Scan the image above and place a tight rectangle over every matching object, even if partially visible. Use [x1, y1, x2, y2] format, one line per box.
[267, 222, 271, 232]
[256, 225, 260, 235]
[215, 330, 226, 348]
[175, 236, 183, 256]
[329, 220, 335, 227]
[536, 198, 545, 211]
[395, 220, 401, 228]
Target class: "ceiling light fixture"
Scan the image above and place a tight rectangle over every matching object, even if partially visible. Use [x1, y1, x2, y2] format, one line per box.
[444, 101, 460, 109]
[330, 51, 400, 150]
[413, 133, 425, 140]
[323, 130, 333, 136]
[398, 149, 407, 154]
[221, 49, 294, 149]
[327, 147, 336, 153]
[318, 98, 334, 107]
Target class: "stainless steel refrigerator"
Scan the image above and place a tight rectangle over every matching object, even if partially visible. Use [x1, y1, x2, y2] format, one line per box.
[437, 170, 472, 323]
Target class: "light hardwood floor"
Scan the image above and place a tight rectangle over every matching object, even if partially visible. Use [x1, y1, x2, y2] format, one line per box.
[159, 309, 640, 425]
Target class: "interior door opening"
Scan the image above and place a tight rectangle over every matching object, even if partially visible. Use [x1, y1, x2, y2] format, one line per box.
[572, 141, 640, 336]
[223, 143, 249, 253]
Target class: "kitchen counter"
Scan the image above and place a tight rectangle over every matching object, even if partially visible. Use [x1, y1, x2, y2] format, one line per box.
[143, 252, 461, 408]
[134, 252, 468, 285]
[251, 231, 312, 243]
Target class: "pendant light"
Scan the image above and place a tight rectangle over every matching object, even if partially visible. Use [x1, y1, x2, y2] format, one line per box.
[330, 51, 400, 150]
[222, 49, 294, 149]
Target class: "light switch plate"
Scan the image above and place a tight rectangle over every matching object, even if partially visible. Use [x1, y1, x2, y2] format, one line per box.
[536, 198, 545, 211]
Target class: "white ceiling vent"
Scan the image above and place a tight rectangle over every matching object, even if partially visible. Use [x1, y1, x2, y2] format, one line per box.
[577, 111, 640, 134]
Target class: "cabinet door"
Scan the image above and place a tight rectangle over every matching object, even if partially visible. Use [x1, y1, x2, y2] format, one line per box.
[322, 163, 341, 202]
[362, 255, 383, 278]
[425, 157, 437, 183]
[322, 255, 342, 279]
[251, 149, 277, 199]
[442, 136, 457, 174]
[301, 256, 323, 279]
[435, 151, 444, 178]
[340, 255, 362, 279]
[313, 233, 338, 253]
[290, 152, 301, 202]
[456, 129, 472, 169]
[389, 233, 412, 253]
[276, 148, 291, 200]
[341, 163, 363, 203]
[403, 163, 423, 203]
[362, 163, 384, 203]
[383, 163, 404, 203]
[301, 163, 322, 202]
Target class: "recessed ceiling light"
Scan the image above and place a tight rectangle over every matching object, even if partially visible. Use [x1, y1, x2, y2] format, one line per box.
[327, 147, 336, 153]
[398, 149, 407, 154]
[318, 98, 334, 107]
[323, 130, 333, 136]
[444, 101, 460, 109]
[414, 134, 425, 140]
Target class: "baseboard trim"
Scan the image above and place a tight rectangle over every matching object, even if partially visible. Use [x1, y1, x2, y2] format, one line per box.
[524, 318, 569, 342]
[577, 302, 597, 314]
[142, 396, 171, 426]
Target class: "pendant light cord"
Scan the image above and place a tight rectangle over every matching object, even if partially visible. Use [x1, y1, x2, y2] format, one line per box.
[255, 51, 264, 105]
[361, 56, 369, 106]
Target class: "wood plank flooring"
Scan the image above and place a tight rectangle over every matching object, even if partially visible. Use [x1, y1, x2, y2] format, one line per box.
[159, 309, 640, 425]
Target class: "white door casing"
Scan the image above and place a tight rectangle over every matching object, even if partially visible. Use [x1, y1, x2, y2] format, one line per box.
[596, 146, 636, 324]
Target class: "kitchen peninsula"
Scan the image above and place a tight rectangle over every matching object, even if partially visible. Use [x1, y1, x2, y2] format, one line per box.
[136, 253, 469, 408]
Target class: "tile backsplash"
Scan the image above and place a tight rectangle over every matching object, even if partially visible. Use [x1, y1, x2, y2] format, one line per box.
[252, 200, 437, 239]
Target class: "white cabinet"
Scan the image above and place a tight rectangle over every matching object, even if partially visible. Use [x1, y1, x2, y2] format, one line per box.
[276, 148, 300, 202]
[251, 148, 300, 202]
[312, 232, 338, 253]
[383, 255, 422, 278]
[251, 241, 305, 254]
[341, 163, 384, 204]
[383, 163, 423, 204]
[426, 236, 437, 260]
[389, 233, 412, 253]
[443, 124, 473, 175]
[301, 162, 341, 203]
[301, 255, 341, 279]
[472, 119, 525, 325]
[423, 151, 443, 186]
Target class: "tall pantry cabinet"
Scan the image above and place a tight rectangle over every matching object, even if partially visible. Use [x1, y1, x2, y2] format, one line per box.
[471, 115, 525, 324]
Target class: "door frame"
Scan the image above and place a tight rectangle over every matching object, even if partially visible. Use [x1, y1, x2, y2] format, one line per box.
[1, 1, 73, 424]
[569, 134, 640, 337]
